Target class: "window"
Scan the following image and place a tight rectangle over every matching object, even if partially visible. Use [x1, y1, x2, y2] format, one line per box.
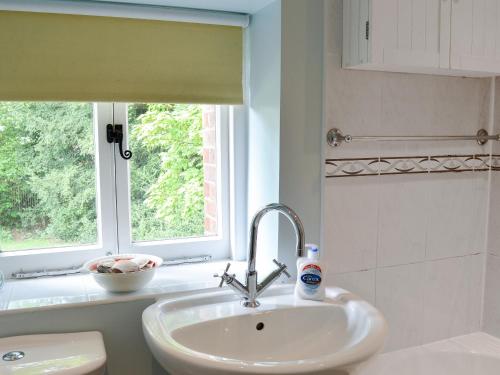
[0, 102, 98, 251]
[0, 102, 232, 273]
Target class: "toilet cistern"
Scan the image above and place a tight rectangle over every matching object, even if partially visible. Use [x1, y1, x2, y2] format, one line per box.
[214, 203, 305, 308]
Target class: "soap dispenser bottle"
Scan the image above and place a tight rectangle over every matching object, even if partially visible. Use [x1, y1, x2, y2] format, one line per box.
[295, 244, 325, 301]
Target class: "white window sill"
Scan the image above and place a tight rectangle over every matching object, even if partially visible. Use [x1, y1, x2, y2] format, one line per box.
[0, 261, 249, 316]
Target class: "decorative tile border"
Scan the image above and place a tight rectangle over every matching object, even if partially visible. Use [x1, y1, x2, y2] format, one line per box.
[326, 154, 500, 178]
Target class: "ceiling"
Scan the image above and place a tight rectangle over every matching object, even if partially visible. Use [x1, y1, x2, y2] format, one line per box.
[87, 0, 276, 14]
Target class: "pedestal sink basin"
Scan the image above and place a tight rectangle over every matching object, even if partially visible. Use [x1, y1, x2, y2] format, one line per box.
[142, 284, 387, 375]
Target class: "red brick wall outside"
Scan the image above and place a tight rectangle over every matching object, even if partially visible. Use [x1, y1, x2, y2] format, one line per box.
[202, 105, 218, 236]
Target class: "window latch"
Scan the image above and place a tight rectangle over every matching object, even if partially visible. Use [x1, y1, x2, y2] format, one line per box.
[106, 124, 132, 160]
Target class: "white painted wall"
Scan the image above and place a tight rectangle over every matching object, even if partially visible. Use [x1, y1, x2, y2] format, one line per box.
[246, 0, 324, 275]
[0, 299, 159, 374]
[0, 3, 326, 375]
[278, 0, 324, 271]
[324, 0, 491, 352]
[246, 0, 281, 271]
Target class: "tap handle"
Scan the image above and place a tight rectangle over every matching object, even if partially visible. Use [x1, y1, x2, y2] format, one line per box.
[273, 259, 291, 278]
[213, 263, 232, 288]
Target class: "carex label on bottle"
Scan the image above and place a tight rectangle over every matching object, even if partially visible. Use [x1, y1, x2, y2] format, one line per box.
[300, 264, 322, 294]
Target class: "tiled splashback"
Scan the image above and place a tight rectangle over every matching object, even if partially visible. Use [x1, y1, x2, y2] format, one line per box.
[323, 0, 491, 352]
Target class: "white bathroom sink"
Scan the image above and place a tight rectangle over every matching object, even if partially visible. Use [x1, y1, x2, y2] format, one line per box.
[142, 284, 387, 375]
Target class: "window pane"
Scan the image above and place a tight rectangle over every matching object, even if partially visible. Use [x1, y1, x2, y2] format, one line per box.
[0, 102, 98, 252]
[128, 103, 219, 242]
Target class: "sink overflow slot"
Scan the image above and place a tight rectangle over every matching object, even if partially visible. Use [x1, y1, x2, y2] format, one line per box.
[256, 322, 264, 331]
[3, 351, 25, 361]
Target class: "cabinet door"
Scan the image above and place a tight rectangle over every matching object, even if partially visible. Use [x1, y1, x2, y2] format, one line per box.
[372, 0, 446, 69]
[450, 0, 500, 74]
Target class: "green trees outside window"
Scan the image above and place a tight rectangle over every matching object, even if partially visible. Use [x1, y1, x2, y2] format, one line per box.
[0, 102, 206, 252]
[129, 103, 205, 241]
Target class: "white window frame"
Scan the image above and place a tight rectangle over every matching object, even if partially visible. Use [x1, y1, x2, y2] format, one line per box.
[113, 103, 231, 260]
[0, 102, 237, 276]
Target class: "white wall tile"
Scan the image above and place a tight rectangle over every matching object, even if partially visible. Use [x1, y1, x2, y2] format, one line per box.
[327, 270, 376, 305]
[422, 254, 483, 343]
[487, 174, 500, 257]
[376, 263, 425, 351]
[324, 177, 379, 273]
[425, 173, 487, 260]
[323, 0, 490, 352]
[380, 74, 436, 134]
[325, 68, 384, 159]
[377, 175, 428, 267]
[493, 77, 500, 155]
[483, 254, 500, 336]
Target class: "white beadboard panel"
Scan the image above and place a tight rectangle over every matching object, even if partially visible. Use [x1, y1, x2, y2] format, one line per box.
[471, 0, 487, 57]
[439, 0, 452, 69]
[425, 173, 488, 261]
[358, 0, 370, 65]
[376, 263, 425, 351]
[342, 0, 370, 67]
[375, 0, 442, 69]
[422, 254, 483, 343]
[411, 0, 426, 52]
[343, 0, 500, 75]
[450, 0, 500, 74]
[343, 0, 358, 67]
[494, 77, 500, 154]
[483, 254, 500, 336]
[397, 0, 412, 51]
[323, 177, 379, 274]
[327, 270, 376, 305]
[488, 174, 500, 256]
[377, 174, 427, 267]
[451, 0, 473, 64]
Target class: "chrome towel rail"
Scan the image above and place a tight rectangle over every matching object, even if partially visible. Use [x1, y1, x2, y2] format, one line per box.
[327, 128, 500, 147]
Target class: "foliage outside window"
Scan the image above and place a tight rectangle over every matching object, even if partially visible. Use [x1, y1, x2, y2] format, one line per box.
[0, 102, 216, 253]
[129, 103, 206, 241]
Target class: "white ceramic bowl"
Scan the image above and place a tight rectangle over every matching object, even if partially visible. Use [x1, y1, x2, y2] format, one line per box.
[82, 254, 163, 293]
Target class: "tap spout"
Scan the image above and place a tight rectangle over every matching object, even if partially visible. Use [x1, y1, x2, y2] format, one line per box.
[248, 203, 305, 273]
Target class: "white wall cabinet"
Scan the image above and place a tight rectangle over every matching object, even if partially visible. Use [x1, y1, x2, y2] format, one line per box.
[343, 0, 500, 77]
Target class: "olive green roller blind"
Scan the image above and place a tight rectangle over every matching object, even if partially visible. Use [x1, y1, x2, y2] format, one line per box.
[0, 10, 243, 104]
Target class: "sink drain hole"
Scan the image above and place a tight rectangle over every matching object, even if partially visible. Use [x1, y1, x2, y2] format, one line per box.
[256, 322, 264, 331]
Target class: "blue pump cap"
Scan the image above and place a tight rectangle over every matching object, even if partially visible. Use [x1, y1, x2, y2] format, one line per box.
[305, 244, 320, 259]
[306, 243, 319, 252]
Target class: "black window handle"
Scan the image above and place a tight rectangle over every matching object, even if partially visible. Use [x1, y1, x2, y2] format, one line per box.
[106, 124, 132, 160]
